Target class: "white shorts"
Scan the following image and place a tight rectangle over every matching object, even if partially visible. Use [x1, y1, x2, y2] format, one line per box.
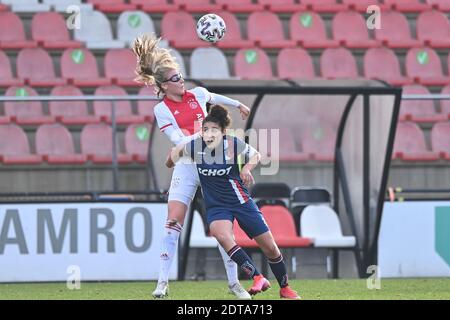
[168, 157, 200, 206]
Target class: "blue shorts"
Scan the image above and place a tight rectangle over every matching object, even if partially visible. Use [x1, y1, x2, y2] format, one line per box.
[206, 200, 269, 239]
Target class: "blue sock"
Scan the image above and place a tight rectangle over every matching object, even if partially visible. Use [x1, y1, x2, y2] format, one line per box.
[268, 255, 289, 288]
[227, 245, 260, 278]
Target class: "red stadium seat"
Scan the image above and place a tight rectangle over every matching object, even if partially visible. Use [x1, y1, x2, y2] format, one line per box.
[161, 11, 209, 49]
[400, 85, 446, 122]
[374, 11, 422, 48]
[125, 123, 152, 163]
[173, 0, 220, 12]
[416, 10, 450, 48]
[289, 11, 339, 49]
[431, 121, 450, 160]
[364, 47, 413, 85]
[383, 0, 430, 12]
[300, 0, 346, 13]
[31, 12, 83, 49]
[426, 0, 450, 11]
[215, 0, 264, 13]
[277, 48, 316, 79]
[104, 49, 137, 87]
[61, 48, 111, 87]
[301, 123, 336, 161]
[393, 122, 439, 161]
[440, 85, 450, 119]
[137, 86, 158, 123]
[130, 0, 178, 13]
[94, 86, 145, 124]
[0, 12, 37, 49]
[259, 205, 312, 247]
[234, 48, 273, 80]
[0, 50, 23, 87]
[342, 0, 380, 12]
[36, 124, 87, 164]
[320, 47, 358, 79]
[247, 11, 296, 49]
[86, 0, 136, 13]
[2, 86, 55, 125]
[332, 11, 380, 48]
[0, 124, 42, 164]
[216, 11, 254, 49]
[405, 47, 450, 86]
[81, 124, 133, 164]
[49, 85, 100, 125]
[16, 48, 66, 87]
[257, 0, 301, 13]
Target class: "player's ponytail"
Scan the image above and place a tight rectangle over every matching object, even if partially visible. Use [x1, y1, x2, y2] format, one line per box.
[204, 105, 232, 131]
[131, 33, 179, 95]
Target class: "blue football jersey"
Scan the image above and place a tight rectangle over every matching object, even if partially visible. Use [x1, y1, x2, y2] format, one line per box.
[187, 135, 251, 210]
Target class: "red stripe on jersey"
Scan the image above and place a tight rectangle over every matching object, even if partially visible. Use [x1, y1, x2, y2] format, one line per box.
[163, 91, 205, 135]
[234, 179, 249, 202]
[160, 123, 172, 131]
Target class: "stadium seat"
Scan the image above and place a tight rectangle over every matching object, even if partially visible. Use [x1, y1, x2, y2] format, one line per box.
[400, 85, 446, 122]
[1, 0, 50, 12]
[383, 0, 430, 12]
[31, 12, 83, 49]
[104, 49, 138, 86]
[215, 11, 254, 49]
[190, 47, 230, 79]
[301, 123, 336, 161]
[137, 85, 158, 123]
[189, 210, 217, 248]
[431, 121, 450, 160]
[320, 47, 358, 79]
[289, 11, 339, 49]
[257, 0, 301, 13]
[61, 48, 111, 87]
[426, 0, 450, 11]
[173, 0, 220, 12]
[405, 47, 450, 86]
[342, 0, 380, 12]
[2, 86, 55, 125]
[74, 10, 125, 49]
[35, 124, 87, 164]
[277, 48, 316, 79]
[94, 86, 145, 124]
[0, 124, 42, 164]
[439, 85, 450, 119]
[259, 205, 312, 247]
[161, 11, 209, 49]
[81, 124, 133, 164]
[0, 50, 23, 87]
[363, 47, 414, 85]
[416, 10, 450, 48]
[300, 0, 346, 13]
[130, 0, 178, 13]
[117, 11, 155, 47]
[393, 122, 439, 161]
[0, 12, 37, 49]
[124, 123, 152, 163]
[49, 85, 100, 125]
[16, 48, 66, 87]
[374, 10, 422, 48]
[247, 11, 296, 49]
[250, 182, 291, 208]
[215, 0, 264, 13]
[86, 0, 136, 13]
[42, 0, 93, 12]
[234, 48, 273, 80]
[332, 11, 380, 48]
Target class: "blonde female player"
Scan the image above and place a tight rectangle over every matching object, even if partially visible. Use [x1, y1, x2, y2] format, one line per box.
[132, 33, 251, 299]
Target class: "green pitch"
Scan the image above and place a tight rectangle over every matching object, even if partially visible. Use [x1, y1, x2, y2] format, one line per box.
[0, 279, 449, 300]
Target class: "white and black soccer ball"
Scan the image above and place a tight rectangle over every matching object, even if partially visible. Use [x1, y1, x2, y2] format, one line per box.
[196, 14, 226, 43]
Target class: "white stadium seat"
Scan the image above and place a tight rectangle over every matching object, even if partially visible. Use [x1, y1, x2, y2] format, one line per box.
[2, 0, 50, 12]
[190, 47, 231, 79]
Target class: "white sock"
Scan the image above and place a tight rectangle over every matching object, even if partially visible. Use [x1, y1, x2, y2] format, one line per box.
[158, 221, 182, 283]
[217, 243, 239, 286]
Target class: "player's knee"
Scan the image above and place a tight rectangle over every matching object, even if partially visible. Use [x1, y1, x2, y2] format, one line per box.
[211, 230, 233, 245]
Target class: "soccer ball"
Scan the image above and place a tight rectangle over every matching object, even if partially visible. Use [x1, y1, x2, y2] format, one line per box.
[196, 14, 226, 43]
